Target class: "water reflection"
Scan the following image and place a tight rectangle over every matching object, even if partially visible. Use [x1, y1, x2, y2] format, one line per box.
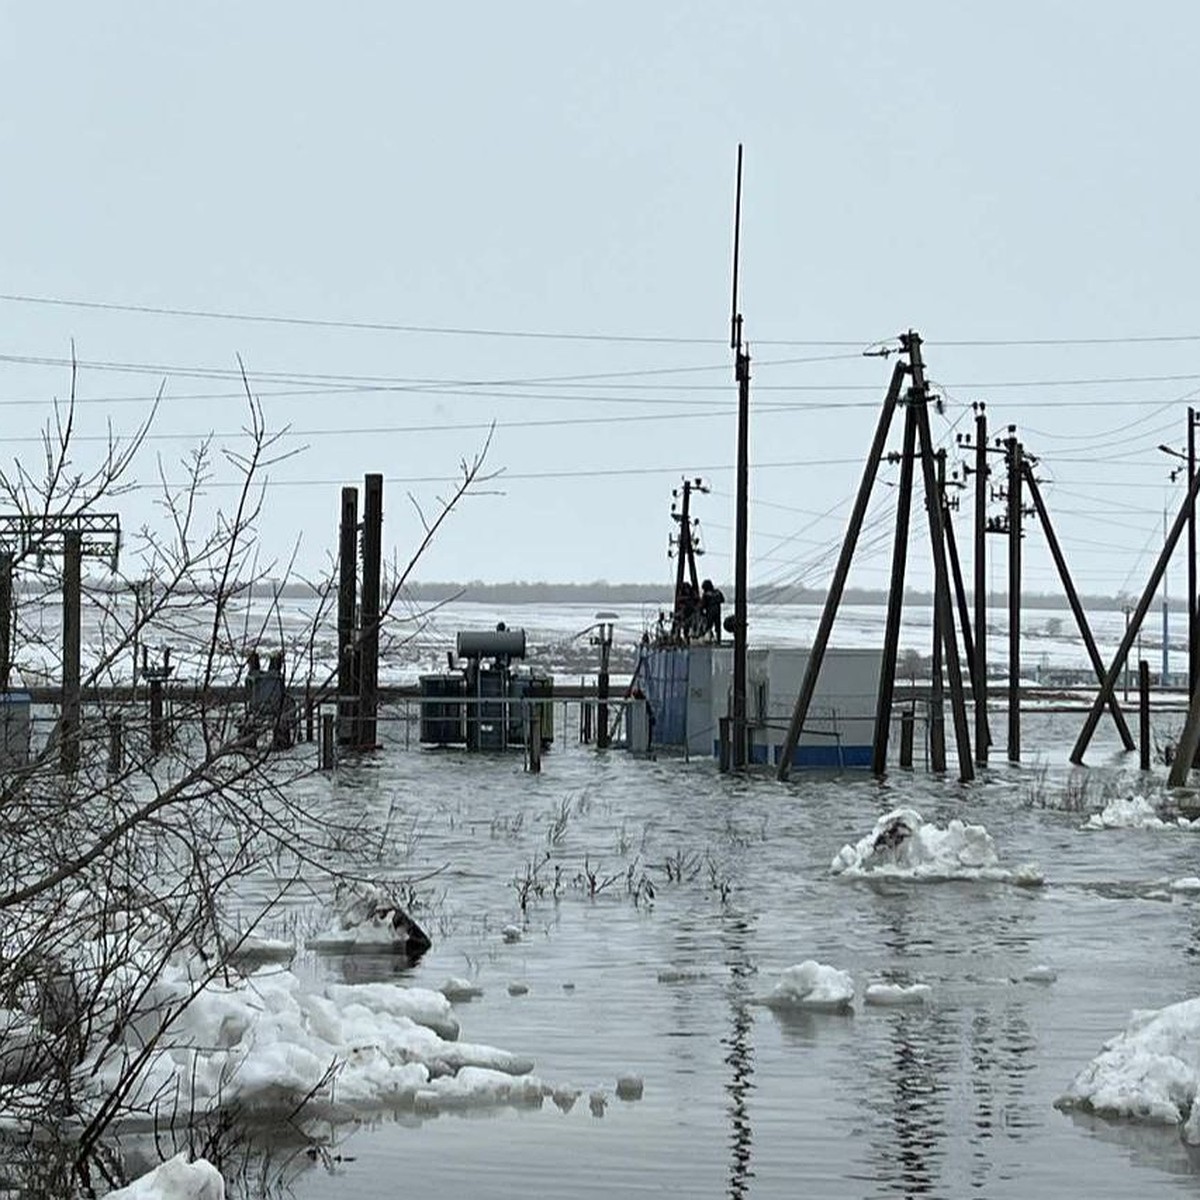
[722, 914, 756, 1200]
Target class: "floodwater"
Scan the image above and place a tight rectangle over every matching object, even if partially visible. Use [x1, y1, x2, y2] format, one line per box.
[232, 699, 1200, 1200]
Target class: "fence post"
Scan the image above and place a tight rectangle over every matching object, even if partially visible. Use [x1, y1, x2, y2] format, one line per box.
[107, 713, 124, 776]
[1139, 660, 1151, 771]
[526, 706, 542, 774]
[321, 712, 335, 771]
[899, 709, 914, 770]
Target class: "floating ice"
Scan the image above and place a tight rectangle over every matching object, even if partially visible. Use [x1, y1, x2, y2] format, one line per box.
[440, 977, 484, 1002]
[508, 981, 530, 996]
[1083, 795, 1200, 831]
[227, 935, 296, 965]
[551, 1085, 581, 1112]
[616, 1074, 644, 1100]
[1057, 995, 1200, 1142]
[1173, 878, 1200, 894]
[74, 962, 543, 1129]
[502, 925, 522, 943]
[1024, 965, 1058, 983]
[757, 961, 854, 1012]
[106, 1153, 224, 1200]
[589, 1089, 607, 1117]
[831, 807, 1043, 884]
[863, 982, 932, 1007]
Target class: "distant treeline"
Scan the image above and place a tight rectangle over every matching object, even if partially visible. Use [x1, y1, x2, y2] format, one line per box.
[397, 580, 1144, 612]
[54, 577, 1146, 612]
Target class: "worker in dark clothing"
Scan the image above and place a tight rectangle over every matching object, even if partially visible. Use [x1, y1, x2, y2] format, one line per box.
[701, 580, 725, 642]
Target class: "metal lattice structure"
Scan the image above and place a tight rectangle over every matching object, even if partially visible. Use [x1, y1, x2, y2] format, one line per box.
[0, 513, 121, 570]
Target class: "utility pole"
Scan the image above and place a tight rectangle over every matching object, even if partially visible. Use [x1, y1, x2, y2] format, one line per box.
[730, 143, 750, 769]
[1191, 408, 1198, 698]
[61, 532, 82, 775]
[1005, 428, 1022, 762]
[871, 402, 916, 776]
[670, 477, 707, 639]
[593, 615, 615, 750]
[0, 551, 11, 693]
[909, 335, 973, 781]
[358, 473, 383, 750]
[972, 405, 989, 763]
[337, 485, 359, 746]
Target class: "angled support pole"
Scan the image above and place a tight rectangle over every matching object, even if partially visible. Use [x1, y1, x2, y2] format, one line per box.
[1073, 460, 1200, 764]
[910, 345, 974, 782]
[929, 452, 948, 772]
[1022, 463, 1134, 752]
[1169, 673, 1200, 786]
[872, 402, 917, 775]
[777, 359, 906, 780]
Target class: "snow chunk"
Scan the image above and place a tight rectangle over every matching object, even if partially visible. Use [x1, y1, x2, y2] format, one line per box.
[1057, 995, 1200, 1139]
[1084, 795, 1176, 830]
[1024, 965, 1058, 983]
[831, 807, 1042, 884]
[326, 982, 459, 1040]
[414, 1066, 546, 1113]
[864, 982, 932, 1007]
[502, 925, 522, 944]
[1174, 878, 1200, 894]
[616, 1074, 644, 1100]
[440, 977, 484, 1002]
[106, 1153, 224, 1200]
[77, 965, 538, 1128]
[757, 961, 854, 1012]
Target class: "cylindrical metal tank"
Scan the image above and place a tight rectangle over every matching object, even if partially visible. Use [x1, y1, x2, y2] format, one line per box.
[456, 628, 526, 660]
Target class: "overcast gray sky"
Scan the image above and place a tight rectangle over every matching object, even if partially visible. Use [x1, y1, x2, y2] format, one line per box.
[2, 2, 1199, 599]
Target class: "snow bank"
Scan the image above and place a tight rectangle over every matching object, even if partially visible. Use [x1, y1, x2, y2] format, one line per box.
[1057, 995, 1200, 1142]
[1084, 795, 1199, 831]
[757, 961, 854, 1012]
[77, 963, 543, 1128]
[106, 1153, 223, 1200]
[830, 808, 1042, 884]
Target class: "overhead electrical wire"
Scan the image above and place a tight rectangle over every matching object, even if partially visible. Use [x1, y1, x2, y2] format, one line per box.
[7, 290, 1200, 352]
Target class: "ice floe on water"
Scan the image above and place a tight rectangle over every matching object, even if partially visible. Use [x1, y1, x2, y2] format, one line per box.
[1023, 965, 1058, 983]
[830, 808, 1043, 884]
[1083, 794, 1200, 831]
[863, 982, 932, 1007]
[74, 959, 548, 1131]
[756, 961, 855, 1012]
[440, 977, 484, 1002]
[1172, 877, 1200, 894]
[1057, 995, 1200, 1142]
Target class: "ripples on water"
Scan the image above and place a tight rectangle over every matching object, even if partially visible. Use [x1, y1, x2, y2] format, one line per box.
[191, 703, 1198, 1200]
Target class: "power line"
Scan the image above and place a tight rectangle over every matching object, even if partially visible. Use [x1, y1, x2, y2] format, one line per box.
[8, 290, 1200, 352]
[0, 290, 872, 348]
